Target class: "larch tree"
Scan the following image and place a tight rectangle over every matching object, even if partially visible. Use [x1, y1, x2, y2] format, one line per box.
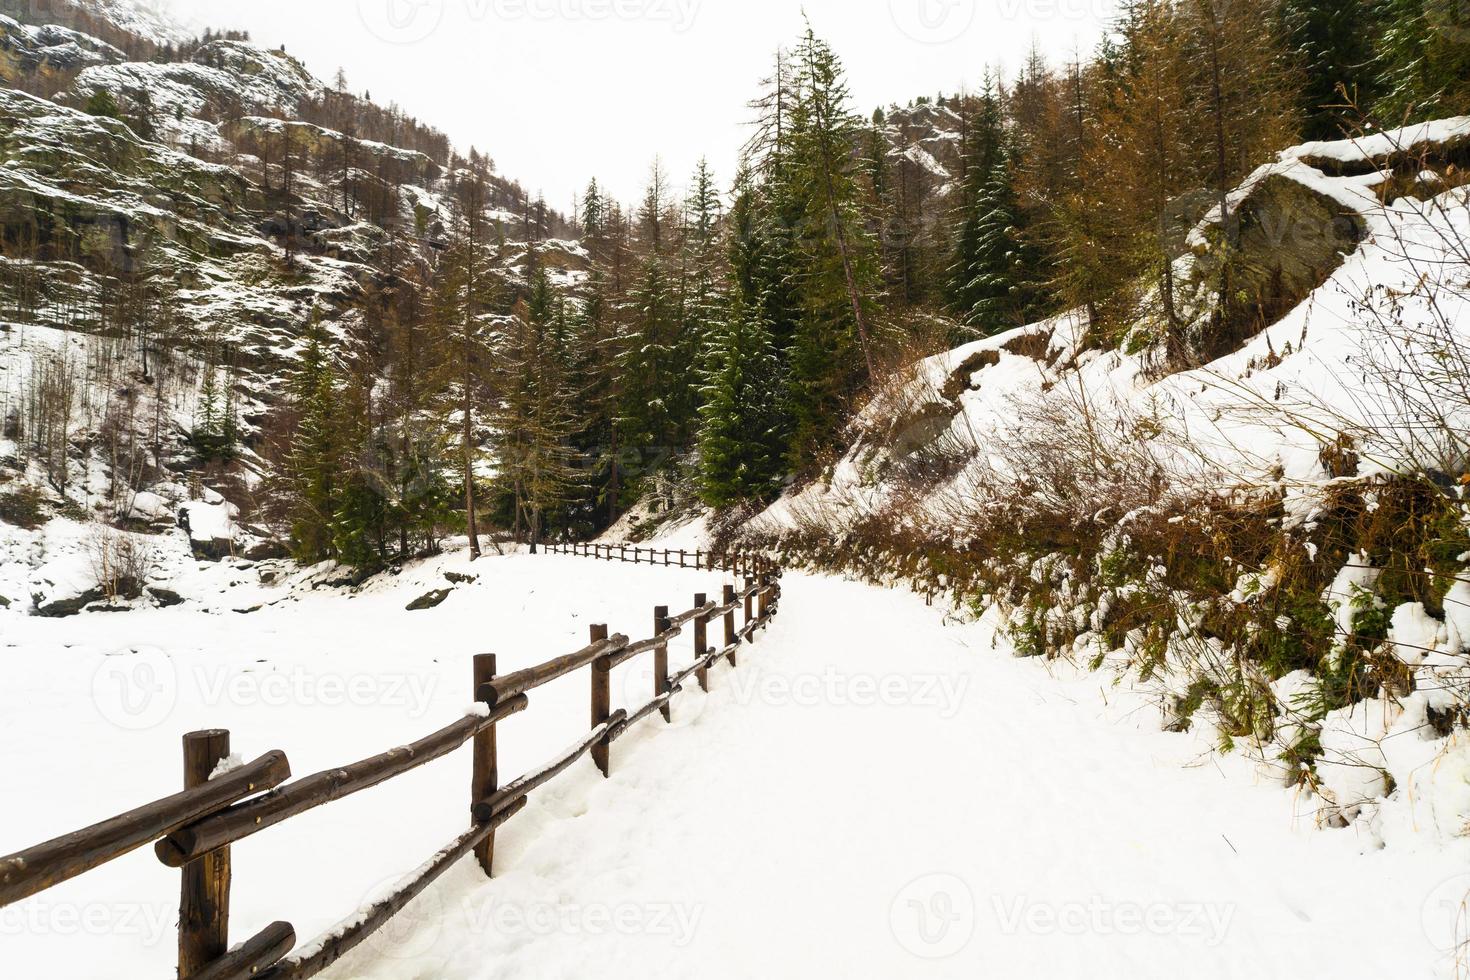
[439, 152, 496, 560]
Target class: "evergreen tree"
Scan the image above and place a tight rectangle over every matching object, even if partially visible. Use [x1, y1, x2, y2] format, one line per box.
[85, 89, 121, 119]
[783, 25, 883, 466]
[615, 164, 685, 488]
[491, 259, 581, 550]
[437, 157, 496, 559]
[956, 158, 1030, 334]
[1278, 0, 1381, 138]
[1373, 0, 1470, 122]
[281, 308, 341, 561]
[697, 297, 784, 507]
[947, 79, 1010, 328]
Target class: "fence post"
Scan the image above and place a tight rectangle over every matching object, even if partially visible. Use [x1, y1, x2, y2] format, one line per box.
[723, 584, 738, 667]
[693, 593, 709, 692]
[590, 625, 612, 777]
[179, 729, 231, 977]
[744, 577, 754, 632]
[472, 654, 498, 876]
[758, 575, 769, 622]
[654, 605, 672, 723]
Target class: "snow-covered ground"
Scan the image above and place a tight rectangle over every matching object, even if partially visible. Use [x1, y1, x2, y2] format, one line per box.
[3, 552, 1465, 978]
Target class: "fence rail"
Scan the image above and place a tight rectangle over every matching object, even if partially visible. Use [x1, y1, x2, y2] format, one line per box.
[1, 546, 782, 980]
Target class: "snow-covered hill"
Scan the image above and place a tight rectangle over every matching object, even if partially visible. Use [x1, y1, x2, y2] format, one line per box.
[696, 119, 1470, 851]
[0, 2, 580, 614]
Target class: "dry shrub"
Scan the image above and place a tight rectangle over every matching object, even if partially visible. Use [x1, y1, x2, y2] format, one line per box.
[86, 525, 155, 600]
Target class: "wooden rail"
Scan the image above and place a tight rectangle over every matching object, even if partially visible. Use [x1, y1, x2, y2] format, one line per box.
[1, 545, 783, 980]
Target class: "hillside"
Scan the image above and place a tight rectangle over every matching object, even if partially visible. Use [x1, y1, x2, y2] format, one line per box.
[0, 2, 580, 614]
[711, 118, 1470, 847]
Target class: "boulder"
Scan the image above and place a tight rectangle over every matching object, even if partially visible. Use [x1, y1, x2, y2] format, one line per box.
[406, 589, 452, 612]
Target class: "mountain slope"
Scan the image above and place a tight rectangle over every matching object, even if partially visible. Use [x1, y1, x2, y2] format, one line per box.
[0, 2, 578, 613]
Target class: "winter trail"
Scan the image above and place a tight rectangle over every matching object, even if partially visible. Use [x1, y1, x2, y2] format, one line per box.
[331, 566, 1453, 980]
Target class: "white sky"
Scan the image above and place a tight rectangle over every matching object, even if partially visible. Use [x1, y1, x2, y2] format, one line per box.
[154, 0, 1112, 212]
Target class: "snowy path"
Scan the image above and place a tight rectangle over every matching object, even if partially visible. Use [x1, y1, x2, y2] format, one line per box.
[332, 571, 1458, 980]
[1, 556, 1461, 978]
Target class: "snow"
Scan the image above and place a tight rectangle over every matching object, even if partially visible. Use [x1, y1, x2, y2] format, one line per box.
[179, 499, 235, 544]
[1284, 117, 1470, 166]
[759, 168, 1470, 545]
[84, 0, 194, 46]
[3, 553, 1466, 978]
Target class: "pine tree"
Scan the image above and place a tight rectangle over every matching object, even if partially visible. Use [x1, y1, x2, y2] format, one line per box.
[957, 158, 1029, 334]
[1278, 0, 1381, 138]
[1373, 0, 1470, 122]
[783, 24, 883, 466]
[438, 157, 496, 559]
[947, 78, 1010, 327]
[615, 163, 685, 488]
[678, 158, 726, 424]
[85, 89, 120, 119]
[281, 308, 341, 562]
[697, 296, 784, 507]
[491, 259, 581, 550]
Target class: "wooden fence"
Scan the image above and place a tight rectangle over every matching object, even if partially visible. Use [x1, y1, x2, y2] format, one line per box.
[0, 547, 782, 980]
[544, 542, 777, 580]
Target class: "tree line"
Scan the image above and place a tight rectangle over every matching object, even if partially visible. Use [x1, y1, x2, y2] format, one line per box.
[267, 4, 1468, 567]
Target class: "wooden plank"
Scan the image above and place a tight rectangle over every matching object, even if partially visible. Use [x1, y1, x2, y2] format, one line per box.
[476, 635, 628, 704]
[604, 624, 685, 668]
[473, 715, 625, 822]
[608, 688, 682, 741]
[157, 699, 528, 868]
[179, 730, 233, 978]
[185, 921, 295, 980]
[254, 801, 526, 980]
[667, 601, 715, 628]
[0, 750, 290, 908]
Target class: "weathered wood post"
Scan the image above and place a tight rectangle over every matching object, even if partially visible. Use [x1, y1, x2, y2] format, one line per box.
[744, 577, 755, 631]
[590, 625, 612, 777]
[723, 584, 738, 667]
[471, 654, 498, 875]
[654, 605, 672, 723]
[179, 729, 231, 977]
[758, 575, 769, 622]
[693, 593, 709, 692]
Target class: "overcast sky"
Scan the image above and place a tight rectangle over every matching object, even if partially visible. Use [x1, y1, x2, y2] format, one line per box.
[154, 0, 1112, 212]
